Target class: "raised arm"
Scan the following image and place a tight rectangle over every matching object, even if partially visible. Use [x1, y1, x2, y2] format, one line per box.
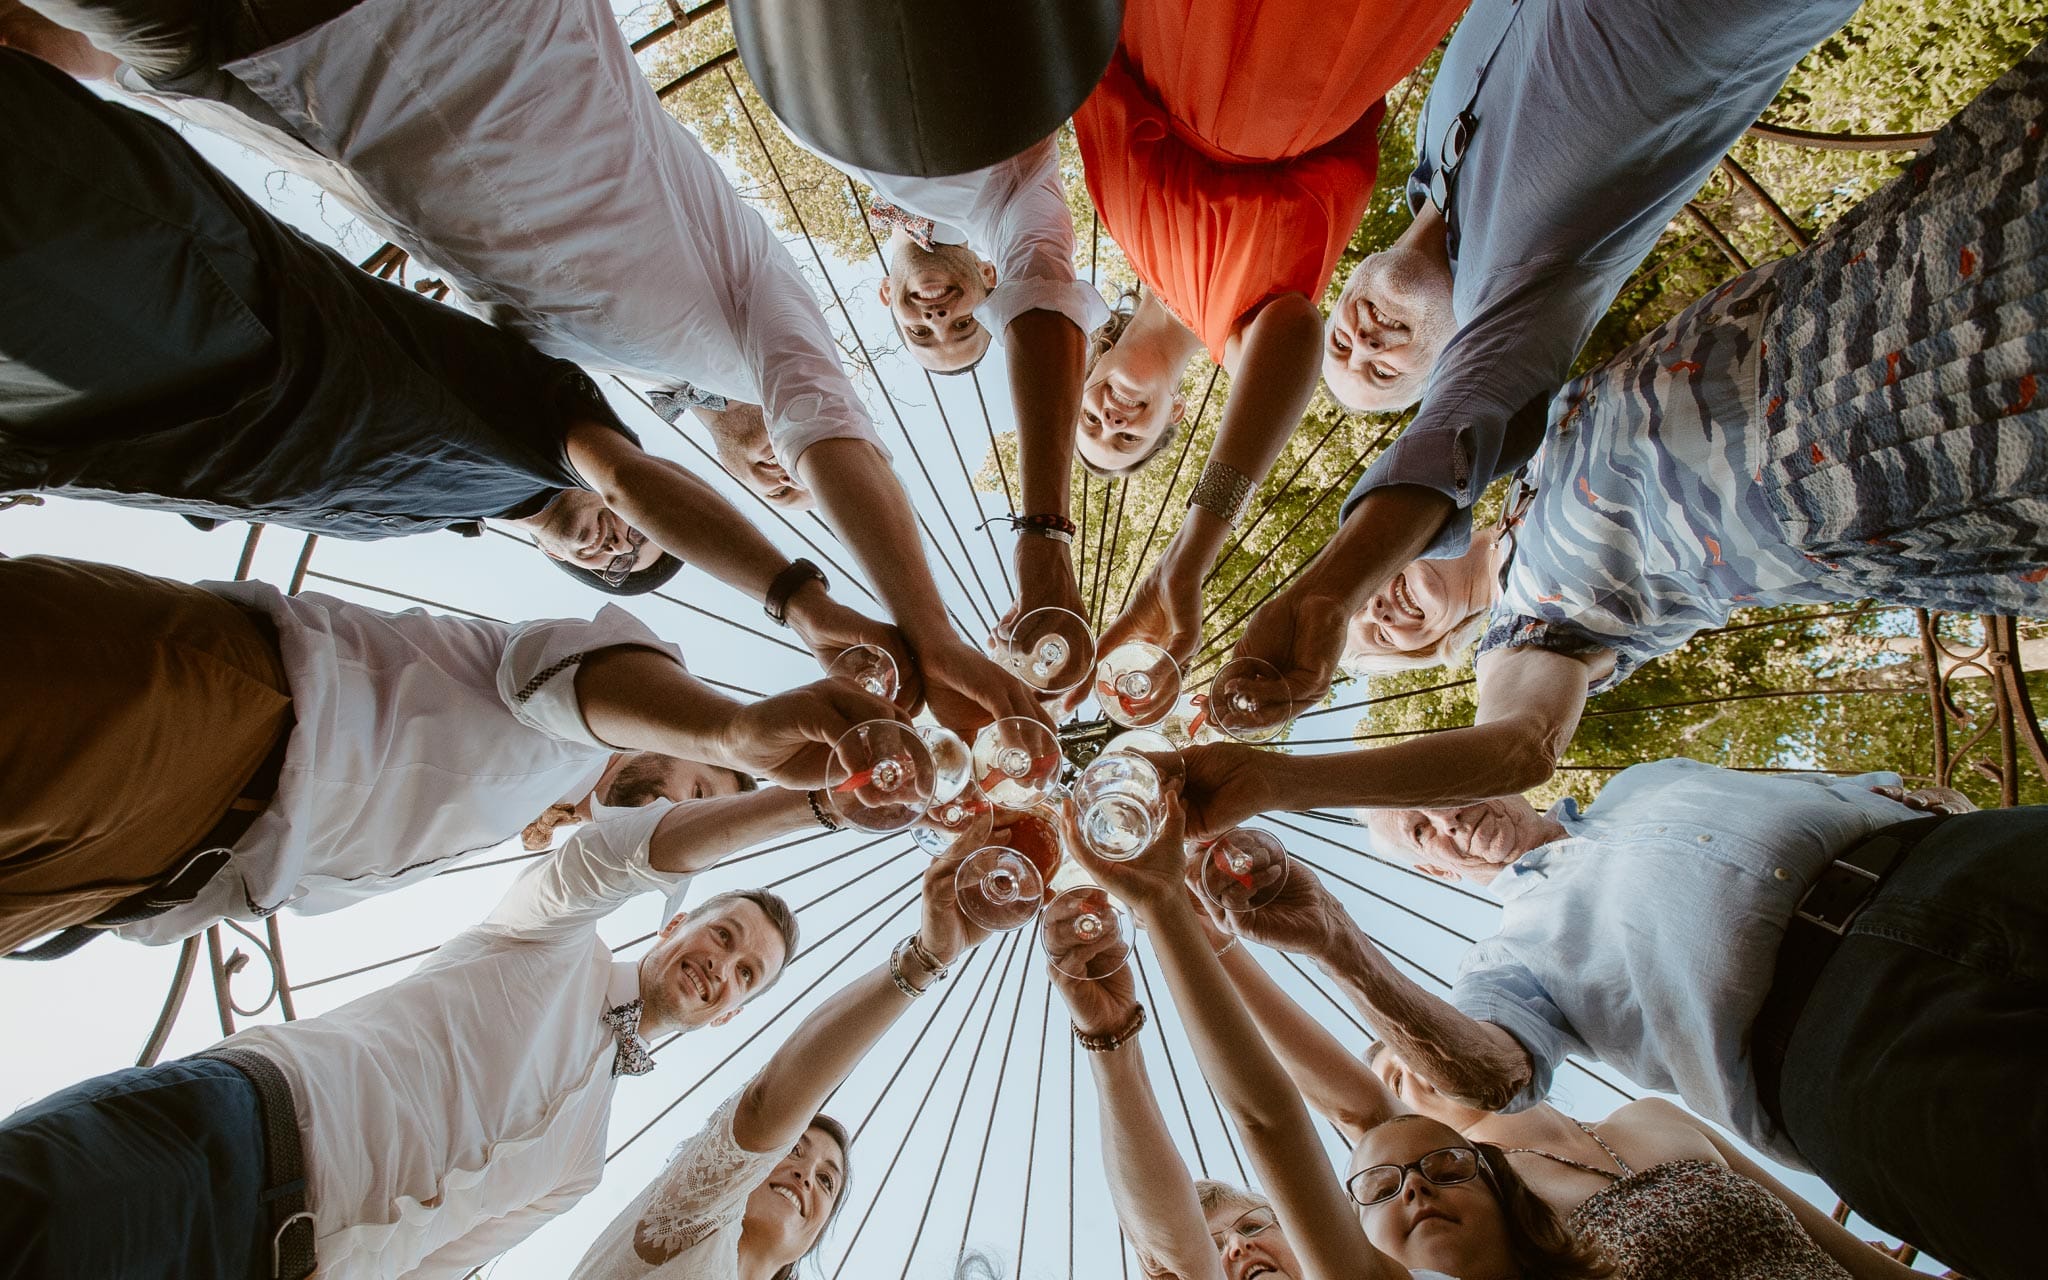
[1096, 292, 1329, 668]
[1002, 306, 1090, 627]
[1069, 798, 1412, 1280]
[647, 788, 814, 877]
[1174, 642, 1595, 840]
[1047, 932, 1222, 1280]
[1213, 938, 1400, 1142]
[732, 844, 990, 1152]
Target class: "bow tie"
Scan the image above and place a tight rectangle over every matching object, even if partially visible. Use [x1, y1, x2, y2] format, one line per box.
[869, 200, 938, 254]
[602, 998, 657, 1078]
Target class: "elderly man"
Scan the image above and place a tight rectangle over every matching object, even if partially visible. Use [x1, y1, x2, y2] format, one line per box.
[1232, 0, 1864, 706]
[0, 784, 814, 1279]
[0, 554, 900, 958]
[14, 0, 1046, 732]
[1214, 758, 2044, 1280]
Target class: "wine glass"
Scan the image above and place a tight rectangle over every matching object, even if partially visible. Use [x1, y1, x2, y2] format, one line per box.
[1208, 657, 1297, 743]
[911, 782, 995, 856]
[1042, 884, 1132, 980]
[994, 607, 1095, 696]
[972, 716, 1065, 808]
[1093, 641, 1181, 728]
[1193, 827, 1291, 913]
[823, 720, 936, 832]
[1072, 753, 1167, 861]
[915, 724, 974, 803]
[954, 844, 1047, 932]
[827, 643, 898, 700]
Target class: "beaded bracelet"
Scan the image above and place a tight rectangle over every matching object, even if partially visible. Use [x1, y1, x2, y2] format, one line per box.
[806, 789, 840, 832]
[1009, 512, 1077, 545]
[1072, 1002, 1147, 1052]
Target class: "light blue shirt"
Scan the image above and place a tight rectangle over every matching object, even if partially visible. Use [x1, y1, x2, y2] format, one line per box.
[1451, 759, 1913, 1166]
[1342, 0, 1862, 558]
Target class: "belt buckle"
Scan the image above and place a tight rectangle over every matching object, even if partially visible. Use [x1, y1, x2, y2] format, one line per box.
[1793, 858, 1881, 935]
[272, 1209, 316, 1279]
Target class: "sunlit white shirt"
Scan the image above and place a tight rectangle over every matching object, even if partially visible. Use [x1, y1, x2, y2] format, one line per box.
[841, 139, 1110, 340]
[225, 802, 684, 1279]
[119, 583, 684, 943]
[117, 0, 886, 468]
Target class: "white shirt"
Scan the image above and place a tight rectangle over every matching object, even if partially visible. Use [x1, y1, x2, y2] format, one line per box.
[225, 802, 686, 1280]
[569, 1090, 782, 1279]
[118, 585, 684, 943]
[841, 139, 1110, 340]
[121, 0, 885, 469]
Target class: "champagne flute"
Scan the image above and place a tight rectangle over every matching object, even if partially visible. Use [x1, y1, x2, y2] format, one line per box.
[1093, 640, 1181, 728]
[1208, 656, 1297, 743]
[1072, 753, 1167, 861]
[822, 720, 936, 832]
[912, 782, 995, 856]
[1193, 827, 1291, 913]
[972, 716, 1065, 808]
[993, 607, 1095, 696]
[827, 643, 898, 700]
[954, 844, 1047, 932]
[1042, 884, 1132, 980]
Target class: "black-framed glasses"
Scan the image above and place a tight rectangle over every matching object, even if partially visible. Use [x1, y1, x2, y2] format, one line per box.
[1346, 1145, 1482, 1207]
[1429, 108, 1477, 261]
[1208, 1205, 1277, 1250]
[595, 528, 648, 587]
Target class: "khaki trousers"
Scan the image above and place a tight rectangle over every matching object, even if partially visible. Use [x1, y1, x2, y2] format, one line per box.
[0, 555, 291, 952]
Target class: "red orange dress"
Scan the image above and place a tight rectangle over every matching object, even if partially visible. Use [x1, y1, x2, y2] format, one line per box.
[1073, 0, 1466, 356]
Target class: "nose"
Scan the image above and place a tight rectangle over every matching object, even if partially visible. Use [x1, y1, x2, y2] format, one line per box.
[922, 300, 950, 320]
[1224, 1236, 1249, 1261]
[1100, 402, 1128, 429]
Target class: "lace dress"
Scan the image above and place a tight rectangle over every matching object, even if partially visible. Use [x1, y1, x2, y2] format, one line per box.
[1509, 1123, 1851, 1280]
[570, 1092, 782, 1278]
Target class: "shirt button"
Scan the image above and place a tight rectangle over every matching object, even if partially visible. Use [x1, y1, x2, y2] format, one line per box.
[1773, 867, 1791, 881]
[1697, 834, 1712, 843]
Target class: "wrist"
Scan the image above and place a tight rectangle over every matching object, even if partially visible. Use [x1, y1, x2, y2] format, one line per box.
[1311, 916, 1366, 972]
[780, 578, 833, 634]
[912, 930, 959, 969]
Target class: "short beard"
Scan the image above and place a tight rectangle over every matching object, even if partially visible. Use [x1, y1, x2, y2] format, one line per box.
[602, 753, 678, 808]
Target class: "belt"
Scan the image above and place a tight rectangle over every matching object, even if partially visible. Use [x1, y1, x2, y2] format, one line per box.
[1751, 813, 1950, 1131]
[6, 612, 294, 961]
[199, 1047, 317, 1280]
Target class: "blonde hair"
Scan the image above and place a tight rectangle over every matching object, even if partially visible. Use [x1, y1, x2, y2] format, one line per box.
[1193, 1178, 1270, 1222]
[1340, 606, 1491, 676]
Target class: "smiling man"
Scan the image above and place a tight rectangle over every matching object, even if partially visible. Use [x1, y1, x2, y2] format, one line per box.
[0, 787, 825, 1280]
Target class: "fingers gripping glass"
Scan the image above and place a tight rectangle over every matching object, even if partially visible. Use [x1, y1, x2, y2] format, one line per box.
[1346, 1146, 1483, 1207]
[1208, 1205, 1278, 1250]
[1193, 827, 1290, 912]
[827, 644, 899, 700]
[972, 717, 1064, 808]
[994, 607, 1094, 695]
[1041, 884, 1132, 980]
[824, 720, 937, 832]
[1208, 657, 1297, 743]
[1073, 753, 1167, 861]
[1094, 641, 1181, 728]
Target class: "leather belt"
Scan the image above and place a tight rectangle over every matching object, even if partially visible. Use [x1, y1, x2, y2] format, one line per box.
[7, 611, 294, 961]
[1751, 813, 1949, 1130]
[199, 1047, 316, 1280]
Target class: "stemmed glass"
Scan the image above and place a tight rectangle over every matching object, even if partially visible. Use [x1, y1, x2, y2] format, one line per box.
[1102, 727, 1177, 757]
[1093, 641, 1181, 728]
[912, 783, 995, 856]
[1042, 884, 1133, 980]
[972, 716, 1065, 808]
[915, 723, 974, 803]
[993, 607, 1095, 696]
[827, 643, 899, 700]
[952, 796, 1062, 931]
[1192, 827, 1291, 913]
[1071, 753, 1167, 861]
[1208, 657, 1298, 743]
[822, 720, 936, 832]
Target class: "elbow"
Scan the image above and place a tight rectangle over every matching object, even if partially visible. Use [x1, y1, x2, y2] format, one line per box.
[1251, 291, 1326, 353]
[1493, 718, 1563, 795]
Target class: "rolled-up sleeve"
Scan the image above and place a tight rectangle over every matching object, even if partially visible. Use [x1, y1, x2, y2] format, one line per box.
[487, 801, 686, 934]
[1450, 949, 1582, 1113]
[979, 152, 1109, 340]
[495, 604, 687, 747]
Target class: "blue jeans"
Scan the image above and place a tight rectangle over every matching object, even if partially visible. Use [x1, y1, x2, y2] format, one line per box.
[0, 1057, 270, 1280]
[1778, 807, 2048, 1280]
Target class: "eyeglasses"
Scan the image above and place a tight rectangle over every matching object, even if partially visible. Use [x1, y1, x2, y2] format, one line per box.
[1346, 1145, 1482, 1207]
[595, 527, 648, 587]
[1208, 1205, 1277, 1250]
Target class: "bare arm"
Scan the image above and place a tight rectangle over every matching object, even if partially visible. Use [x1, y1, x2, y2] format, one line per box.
[647, 788, 813, 876]
[1091, 1045, 1228, 1280]
[1660, 1102, 1924, 1280]
[1004, 308, 1089, 624]
[1216, 944, 1400, 1142]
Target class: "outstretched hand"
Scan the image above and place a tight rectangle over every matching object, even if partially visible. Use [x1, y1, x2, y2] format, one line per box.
[1045, 894, 1142, 1037]
[1000, 534, 1090, 646]
[918, 837, 993, 965]
[1174, 742, 1285, 841]
[1080, 562, 1204, 710]
[787, 584, 924, 711]
[1232, 585, 1351, 716]
[915, 634, 1054, 739]
[1059, 776, 1196, 920]
[717, 678, 910, 787]
[1191, 855, 1349, 958]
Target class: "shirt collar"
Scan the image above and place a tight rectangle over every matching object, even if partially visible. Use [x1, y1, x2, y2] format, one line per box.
[606, 957, 642, 1013]
[1486, 798, 1585, 902]
[931, 221, 970, 247]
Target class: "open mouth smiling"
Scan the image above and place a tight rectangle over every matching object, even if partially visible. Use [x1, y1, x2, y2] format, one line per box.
[1389, 572, 1426, 621]
[770, 1183, 804, 1217]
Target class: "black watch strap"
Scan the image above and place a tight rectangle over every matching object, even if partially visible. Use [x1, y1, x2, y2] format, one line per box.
[765, 558, 828, 626]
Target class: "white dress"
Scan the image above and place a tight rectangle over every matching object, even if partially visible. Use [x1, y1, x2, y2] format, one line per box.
[571, 1092, 782, 1279]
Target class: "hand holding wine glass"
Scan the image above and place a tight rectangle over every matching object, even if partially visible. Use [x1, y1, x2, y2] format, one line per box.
[1057, 775, 1195, 921]
[1192, 856, 1349, 959]
[1045, 918, 1141, 1036]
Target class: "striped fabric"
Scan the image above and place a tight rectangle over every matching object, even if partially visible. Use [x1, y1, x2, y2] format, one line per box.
[1482, 44, 2048, 692]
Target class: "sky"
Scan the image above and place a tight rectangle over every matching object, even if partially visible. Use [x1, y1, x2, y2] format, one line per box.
[0, 27, 1945, 1280]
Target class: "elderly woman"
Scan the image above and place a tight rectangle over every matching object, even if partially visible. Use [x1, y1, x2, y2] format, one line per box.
[569, 848, 990, 1278]
[1176, 45, 2048, 834]
[1185, 882, 1924, 1280]
[1052, 791, 1606, 1280]
[1068, 0, 1464, 672]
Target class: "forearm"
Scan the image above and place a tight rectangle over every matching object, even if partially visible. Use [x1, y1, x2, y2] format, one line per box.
[1091, 1045, 1224, 1280]
[1315, 922, 1532, 1112]
[1294, 484, 1459, 613]
[1218, 945, 1396, 1141]
[1264, 714, 1567, 812]
[572, 646, 746, 766]
[1005, 309, 1086, 519]
[796, 438, 952, 643]
[735, 957, 932, 1152]
[649, 788, 814, 875]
